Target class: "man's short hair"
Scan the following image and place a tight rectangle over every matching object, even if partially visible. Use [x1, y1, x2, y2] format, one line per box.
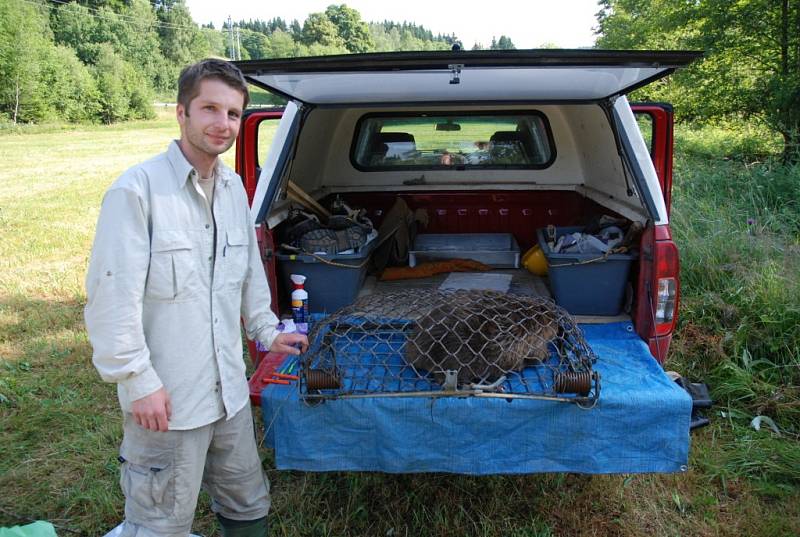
[177, 58, 250, 113]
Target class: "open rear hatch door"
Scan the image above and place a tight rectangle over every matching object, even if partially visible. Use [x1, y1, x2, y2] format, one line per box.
[236, 49, 702, 226]
[236, 49, 701, 105]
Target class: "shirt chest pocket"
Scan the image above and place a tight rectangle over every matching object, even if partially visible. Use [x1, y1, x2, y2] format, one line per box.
[222, 227, 250, 291]
[146, 231, 198, 302]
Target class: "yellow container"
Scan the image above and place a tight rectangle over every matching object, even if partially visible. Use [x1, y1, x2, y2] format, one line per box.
[522, 245, 548, 276]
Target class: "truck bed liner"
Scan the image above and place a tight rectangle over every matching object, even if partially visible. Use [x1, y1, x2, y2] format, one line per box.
[258, 321, 691, 474]
[358, 268, 551, 298]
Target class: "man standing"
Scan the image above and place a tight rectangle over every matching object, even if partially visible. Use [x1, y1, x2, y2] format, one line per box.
[85, 59, 306, 537]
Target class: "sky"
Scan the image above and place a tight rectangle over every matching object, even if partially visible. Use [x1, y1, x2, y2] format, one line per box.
[184, 0, 600, 50]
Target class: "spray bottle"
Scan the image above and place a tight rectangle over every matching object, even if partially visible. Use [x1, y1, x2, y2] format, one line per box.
[290, 274, 309, 326]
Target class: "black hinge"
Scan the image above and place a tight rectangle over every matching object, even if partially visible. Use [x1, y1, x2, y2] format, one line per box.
[259, 222, 274, 262]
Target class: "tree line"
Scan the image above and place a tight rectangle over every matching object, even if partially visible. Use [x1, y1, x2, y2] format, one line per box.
[4, 0, 796, 162]
[1, 0, 222, 123]
[0, 1, 515, 125]
[221, 5, 467, 60]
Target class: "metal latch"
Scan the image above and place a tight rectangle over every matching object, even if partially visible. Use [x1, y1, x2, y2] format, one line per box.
[442, 370, 459, 391]
[448, 64, 463, 85]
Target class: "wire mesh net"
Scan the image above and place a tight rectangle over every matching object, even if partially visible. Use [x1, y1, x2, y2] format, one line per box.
[299, 289, 600, 405]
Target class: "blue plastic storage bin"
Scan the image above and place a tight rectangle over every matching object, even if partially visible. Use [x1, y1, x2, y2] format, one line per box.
[537, 226, 637, 315]
[276, 241, 374, 314]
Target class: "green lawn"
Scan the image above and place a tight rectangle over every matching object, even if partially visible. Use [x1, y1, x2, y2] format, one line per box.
[0, 112, 797, 536]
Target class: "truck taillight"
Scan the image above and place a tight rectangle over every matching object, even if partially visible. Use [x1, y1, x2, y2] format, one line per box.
[654, 239, 680, 336]
[655, 278, 677, 325]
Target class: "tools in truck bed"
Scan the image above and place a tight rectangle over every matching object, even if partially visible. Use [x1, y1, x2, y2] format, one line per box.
[262, 372, 299, 386]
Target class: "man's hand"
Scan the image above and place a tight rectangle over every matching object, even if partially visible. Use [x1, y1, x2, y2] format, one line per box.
[269, 332, 309, 355]
[131, 387, 172, 432]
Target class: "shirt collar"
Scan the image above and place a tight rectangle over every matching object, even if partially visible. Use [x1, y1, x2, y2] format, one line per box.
[167, 140, 232, 188]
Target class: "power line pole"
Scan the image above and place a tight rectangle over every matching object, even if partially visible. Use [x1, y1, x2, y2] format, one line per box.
[227, 15, 235, 60]
[235, 25, 242, 60]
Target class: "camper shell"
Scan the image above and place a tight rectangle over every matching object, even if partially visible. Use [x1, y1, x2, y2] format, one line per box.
[232, 49, 704, 475]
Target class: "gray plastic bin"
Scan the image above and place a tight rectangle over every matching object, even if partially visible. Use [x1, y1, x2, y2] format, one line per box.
[276, 241, 374, 314]
[409, 233, 520, 268]
[537, 226, 637, 315]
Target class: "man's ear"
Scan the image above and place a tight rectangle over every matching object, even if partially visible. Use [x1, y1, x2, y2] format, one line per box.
[176, 103, 186, 125]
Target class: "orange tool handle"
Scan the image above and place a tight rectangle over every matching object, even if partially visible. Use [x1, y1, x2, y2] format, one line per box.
[262, 378, 290, 385]
[272, 372, 300, 380]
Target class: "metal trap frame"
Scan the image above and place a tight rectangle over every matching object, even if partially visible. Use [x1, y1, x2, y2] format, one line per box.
[298, 289, 600, 406]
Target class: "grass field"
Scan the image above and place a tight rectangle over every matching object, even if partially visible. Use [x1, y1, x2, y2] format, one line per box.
[0, 111, 798, 536]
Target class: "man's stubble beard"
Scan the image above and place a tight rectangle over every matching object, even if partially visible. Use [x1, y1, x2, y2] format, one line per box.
[184, 116, 235, 159]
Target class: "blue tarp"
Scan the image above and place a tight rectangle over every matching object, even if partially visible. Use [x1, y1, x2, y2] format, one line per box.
[261, 322, 692, 474]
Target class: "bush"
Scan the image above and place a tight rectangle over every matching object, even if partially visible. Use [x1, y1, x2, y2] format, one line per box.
[92, 44, 155, 123]
[125, 71, 156, 121]
[40, 45, 99, 122]
[93, 45, 129, 123]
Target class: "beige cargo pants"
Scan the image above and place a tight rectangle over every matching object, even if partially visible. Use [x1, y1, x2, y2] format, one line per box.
[116, 404, 269, 536]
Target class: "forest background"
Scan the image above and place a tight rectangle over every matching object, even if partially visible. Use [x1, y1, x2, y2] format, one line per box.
[1, 1, 799, 535]
[0, 0, 495, 124]
[1, 0, 798, 161]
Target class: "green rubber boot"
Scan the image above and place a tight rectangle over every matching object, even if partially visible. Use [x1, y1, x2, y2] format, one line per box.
[217, 514, 268, 537]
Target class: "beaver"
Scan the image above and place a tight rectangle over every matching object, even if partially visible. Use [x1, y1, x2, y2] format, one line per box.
[403, 290, 560, 387]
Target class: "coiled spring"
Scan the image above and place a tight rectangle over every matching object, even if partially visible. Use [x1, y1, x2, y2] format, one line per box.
[305, 368, 342, 391]
[554, 371, 592, 396]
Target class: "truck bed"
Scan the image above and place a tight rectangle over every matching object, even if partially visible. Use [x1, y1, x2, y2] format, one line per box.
[358, 268, 632, 324]
[359, 268, 551, 299]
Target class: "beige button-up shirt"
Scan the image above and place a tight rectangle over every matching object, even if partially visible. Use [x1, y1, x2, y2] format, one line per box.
[85, 141, 280, 430]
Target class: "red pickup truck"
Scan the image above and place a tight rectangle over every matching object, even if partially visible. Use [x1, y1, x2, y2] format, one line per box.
[230, 50, 705, 475]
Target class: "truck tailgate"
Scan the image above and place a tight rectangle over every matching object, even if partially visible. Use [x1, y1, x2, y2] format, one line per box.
[258, 321, 691, 474]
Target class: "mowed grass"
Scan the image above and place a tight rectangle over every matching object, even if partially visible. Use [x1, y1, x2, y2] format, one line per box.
[0, 112, 798, 536]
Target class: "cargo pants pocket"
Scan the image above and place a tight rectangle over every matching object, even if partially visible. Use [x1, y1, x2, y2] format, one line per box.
[120, 459, 174, 510]
[119, 420, 177, 519]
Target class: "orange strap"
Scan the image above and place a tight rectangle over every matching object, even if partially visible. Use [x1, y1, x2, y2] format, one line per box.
[380, 259, 492, 281]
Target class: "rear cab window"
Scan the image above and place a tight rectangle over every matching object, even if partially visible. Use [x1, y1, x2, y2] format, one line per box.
[351, 112, 555, 170]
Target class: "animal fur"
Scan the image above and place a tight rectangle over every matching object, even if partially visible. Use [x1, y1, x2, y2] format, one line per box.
[404, 291, 559, 386]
